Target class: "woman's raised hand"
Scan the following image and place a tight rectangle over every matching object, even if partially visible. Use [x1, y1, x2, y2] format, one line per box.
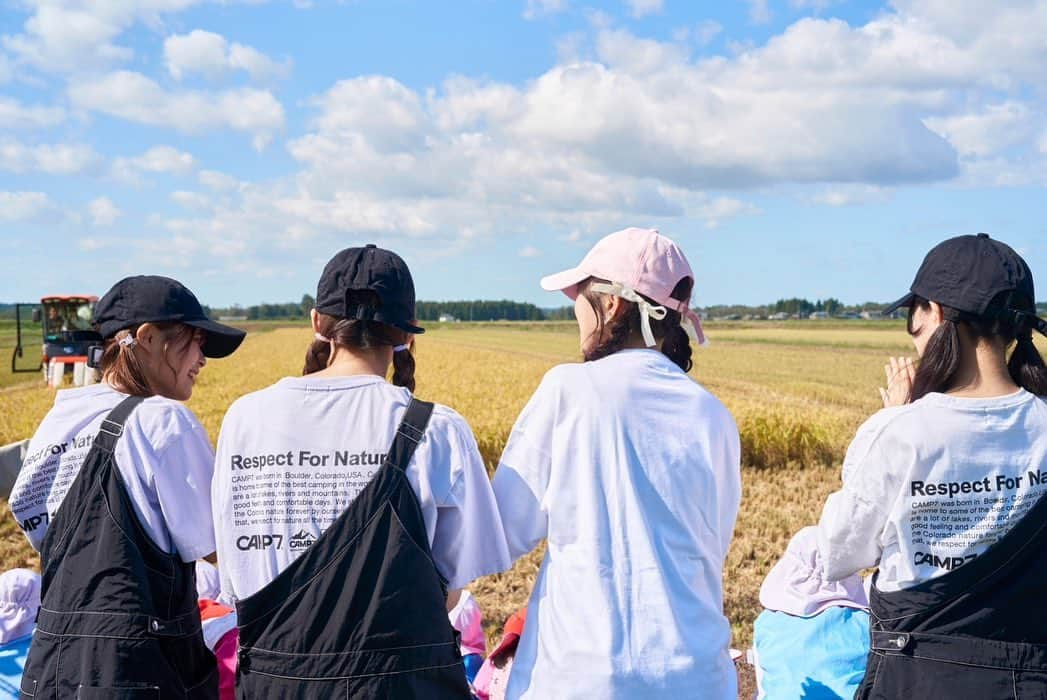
[879, 356, 916, 408]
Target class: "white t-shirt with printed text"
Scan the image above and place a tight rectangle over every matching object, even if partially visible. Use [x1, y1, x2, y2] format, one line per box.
[211, 374, 511, 603]
[817, 389, 1047, 592]
[10, 384, 217, 562]
[492, 350, 742, 700]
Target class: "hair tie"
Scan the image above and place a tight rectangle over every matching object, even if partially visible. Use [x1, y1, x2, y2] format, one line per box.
[314, 332, 331, 343]
[118, 335, 137, 349]
[393, 344, 410, 353]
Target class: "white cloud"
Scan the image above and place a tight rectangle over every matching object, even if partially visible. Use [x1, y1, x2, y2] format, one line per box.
[0, 140, 100, 174]
[0, 97, 64, 129]
[198, 170, 240, 191]
[164, 30, 291, 82]
[524, 0, 568, 20]
[925, 102, 1036, 157]
[74, 0, 1047, 274]
[88, 196, 121, 227]
[810, 185, 891, 207]
[790, 0, 839, 11]
[519, 245, 542, 257]
[745, 0, 772, 24]
[112, 145, 197, 184]
[625, 0, 663, 19]
[68, 71, 285, 149]
[171, 190, 212, 210]
[695, 20, 724, 45]
[1, 0, 219, 75]
[0, 191, 54, 222]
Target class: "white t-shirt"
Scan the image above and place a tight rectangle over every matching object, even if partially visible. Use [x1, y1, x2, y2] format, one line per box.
[492, 349, 742, 700]
[9, 384, 217, 562]
[816, 389, 1047, 592]
[212, 374, 511, 603]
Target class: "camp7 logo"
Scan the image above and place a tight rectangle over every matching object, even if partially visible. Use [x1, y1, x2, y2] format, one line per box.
[236, 534, 283, 551]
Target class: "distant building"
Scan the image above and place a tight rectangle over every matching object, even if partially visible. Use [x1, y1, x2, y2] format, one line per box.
[769, 312, 790, 321]
[438, 313, 458, 323]
[809, 311, 830, 320]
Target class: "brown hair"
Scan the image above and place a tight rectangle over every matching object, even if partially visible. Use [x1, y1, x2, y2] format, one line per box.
[908, 291, 1047, 401]
[99, 323, 198, 397]
[579, 276, 694, 372]
[303, 291, 416, 392]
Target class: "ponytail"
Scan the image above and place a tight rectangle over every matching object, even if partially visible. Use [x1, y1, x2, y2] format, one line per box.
[391, 345, 416, 392]
[1008, 328, 1047, 397]
[303, 337, 332, 375]
[909, 315, 962, 401]
[661, 324, 693, 373]
[909, 293, 1047, 400]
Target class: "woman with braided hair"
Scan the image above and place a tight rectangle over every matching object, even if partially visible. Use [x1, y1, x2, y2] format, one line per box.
[212, 245, 509, 698]
[492, 227, 742, 699]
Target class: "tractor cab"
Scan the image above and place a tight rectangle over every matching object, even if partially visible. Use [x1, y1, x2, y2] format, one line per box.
[12, 295, 102, 385]
[38, 296, 100, 349]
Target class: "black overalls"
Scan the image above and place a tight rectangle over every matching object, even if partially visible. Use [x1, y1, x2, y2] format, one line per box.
[857, 493, 1047, 699]
[21, 396, 218, 699]
[234, 398, 470, 699]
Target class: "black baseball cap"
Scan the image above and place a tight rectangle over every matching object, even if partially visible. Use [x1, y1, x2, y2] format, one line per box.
[883, 233, 1041, 322]
[315, 245, 425, 334]
[94, 276, 246, 358]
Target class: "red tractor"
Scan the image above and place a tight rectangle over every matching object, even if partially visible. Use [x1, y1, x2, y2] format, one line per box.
[11, 295, 102, 385]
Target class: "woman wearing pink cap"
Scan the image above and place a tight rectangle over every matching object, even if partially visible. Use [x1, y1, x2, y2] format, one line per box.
[492, 228, 742, 699]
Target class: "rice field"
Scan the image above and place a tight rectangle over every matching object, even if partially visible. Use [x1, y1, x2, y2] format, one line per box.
[0, 320, 927, 696]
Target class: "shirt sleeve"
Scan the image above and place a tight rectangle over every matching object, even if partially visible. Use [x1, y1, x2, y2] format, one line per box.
[491, 369, 561, 562]
[152, 405, 218, 563]
[716, 411, 742, 558]
[212, 413, 237, 603]
[815, 411, 900, 581]
[429, 411, 512, 591]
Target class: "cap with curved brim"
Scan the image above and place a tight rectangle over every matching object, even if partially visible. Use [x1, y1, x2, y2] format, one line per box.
[184, 318, 247, 358]
[540, 267, 589, 299]
[390, 319, 426, 335]
[881, 292, 914, 316]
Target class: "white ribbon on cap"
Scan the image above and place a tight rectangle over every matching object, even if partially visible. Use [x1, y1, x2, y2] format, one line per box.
[589, 282, 667, 347]
[680, 316, 703, 345]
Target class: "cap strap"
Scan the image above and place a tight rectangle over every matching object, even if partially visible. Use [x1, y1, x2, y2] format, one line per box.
[590, 282, 667, 347]
[1010, 309, 1047, 339]
[680, 316, 707, 346]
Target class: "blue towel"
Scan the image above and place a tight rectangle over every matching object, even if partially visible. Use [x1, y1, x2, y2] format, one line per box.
[0, 635, 32, 699]
[753, 607, 870, 700]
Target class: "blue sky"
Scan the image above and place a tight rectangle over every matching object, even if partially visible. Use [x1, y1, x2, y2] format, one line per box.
[2, 0, 1046, 308]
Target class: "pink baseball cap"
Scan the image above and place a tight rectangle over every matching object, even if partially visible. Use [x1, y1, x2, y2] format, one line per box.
[541, 227, 706, 346]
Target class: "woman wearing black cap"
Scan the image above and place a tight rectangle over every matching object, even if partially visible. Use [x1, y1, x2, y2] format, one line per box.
[805, 234, 1047, 698]
[9, 275, 245, 698]
[212, 245, 509, 698]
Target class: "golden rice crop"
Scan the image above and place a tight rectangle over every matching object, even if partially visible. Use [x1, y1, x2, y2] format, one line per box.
[0, 321, 905, 691]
